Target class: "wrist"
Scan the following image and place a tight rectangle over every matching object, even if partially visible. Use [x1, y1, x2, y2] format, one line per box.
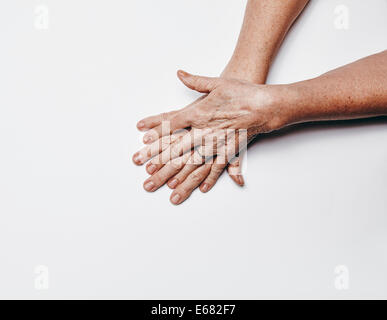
[278, 80, 316, 125]
[258, 83, 305, 131]
[221, 61, 269, 85]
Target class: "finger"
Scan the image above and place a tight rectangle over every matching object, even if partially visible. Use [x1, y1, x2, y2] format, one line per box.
[136, 111, 178, 132]
[222, 128, 249, 163]
[145, 159, 164, 175]
[227, 155, 244, 186]
[177, 70, 220, 93]
[143, 152, 191, 192]
[199, 158, 227, 193]
[197, 128, 245, 161]
[132, 131, 186, 165]
[170, 164, 212, 205]
[166, 150, 205, 189]
[225, 129, 248, 185]
[147, 129, 207, 172]
[139, 94, 207, 139]
[142, 95, 218, 145]
[144, 130, 191, 174]
[197, 129, 228, 158]
[142, 112, 192, 144]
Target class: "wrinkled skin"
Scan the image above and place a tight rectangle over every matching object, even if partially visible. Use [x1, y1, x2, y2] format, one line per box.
[133, 0, 312, 204]
[132, 0, 387, 205]
[133, 50, 387, 205]
[133, 71, 289, 204]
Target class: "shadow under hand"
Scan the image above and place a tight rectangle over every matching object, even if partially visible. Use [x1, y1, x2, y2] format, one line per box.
[248, 116, 387, 149]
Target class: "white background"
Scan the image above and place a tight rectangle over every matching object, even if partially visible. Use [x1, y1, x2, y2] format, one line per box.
[0, 0, 386, 299]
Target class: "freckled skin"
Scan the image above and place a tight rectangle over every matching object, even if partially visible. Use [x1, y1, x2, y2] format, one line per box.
[133, 0, 310, 204]
[133, 0, 387, 205]
[136, 50, 387, 205]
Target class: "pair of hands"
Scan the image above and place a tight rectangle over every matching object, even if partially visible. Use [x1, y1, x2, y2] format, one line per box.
[133, 70, 288, 204]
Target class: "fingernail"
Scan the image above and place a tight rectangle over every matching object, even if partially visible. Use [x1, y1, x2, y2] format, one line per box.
[171, 194, 181, 204]
[143, 135, 152, 143]
[238, 176, 244, 186]
[168, 178, 178, 189]
[201, 183, 209, 192]
[137, 121, 145, 129]
[144, 181, 155, 191]
[147, 164, 156, 174]
[133, 153, 143, 164]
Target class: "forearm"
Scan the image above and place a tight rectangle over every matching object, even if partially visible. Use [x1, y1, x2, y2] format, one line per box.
[222, 0, 309, 84]
[279, 50, 387, 125]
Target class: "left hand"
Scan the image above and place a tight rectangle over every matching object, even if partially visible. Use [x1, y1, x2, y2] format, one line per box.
[135, 70, 287, 165]
[138, 70, 284, 145]
[133, 71, 289, 204]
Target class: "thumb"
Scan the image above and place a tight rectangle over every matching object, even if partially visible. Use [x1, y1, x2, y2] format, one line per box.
[177, 70, 219, 93]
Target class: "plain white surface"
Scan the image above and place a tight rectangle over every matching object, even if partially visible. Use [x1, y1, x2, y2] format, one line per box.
[0, 0, 386, 299]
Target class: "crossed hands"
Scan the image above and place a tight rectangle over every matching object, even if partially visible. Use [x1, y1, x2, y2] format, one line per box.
[132, 70, 287, 204]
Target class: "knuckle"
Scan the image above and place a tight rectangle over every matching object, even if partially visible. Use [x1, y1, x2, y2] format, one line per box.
[228, 165, 240, 175]
[161, 140, 171, 151]
[173, 173, 184, 183]
[170, 133, 182, 144]
[215, 155, 226, 165]
[182, 185, 194, 195]
[170, 146, 181, 159]
[170, 159, 183, 170]
[150, 156, 161, 166]
[177, 184, 189, 195]
[211, 164, 224, 175]
[189, 171, 202, 183]
[160, 150, 173, 164]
